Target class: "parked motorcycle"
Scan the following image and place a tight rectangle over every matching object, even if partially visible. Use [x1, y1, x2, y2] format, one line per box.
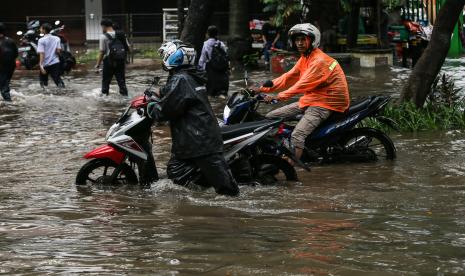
[16, 20, 40, 70]
[220, 77, 397, 164]
[76, 77, 297, 190]
[16, 20, 75, 72]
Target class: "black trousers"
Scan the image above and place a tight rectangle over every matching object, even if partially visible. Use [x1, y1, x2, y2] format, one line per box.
[39, 63, 65, 88]
[206, 65, 229, 96]
[191, 153, 239, 196]
[102, 59, 128, 95]
[0, 66, 15, 101]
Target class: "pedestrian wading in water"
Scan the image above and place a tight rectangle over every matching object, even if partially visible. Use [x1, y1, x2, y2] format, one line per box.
[95, 18, 130, 96]
[38, 23, 65, 88]
[198, 25, 230, 97]
[0, 22, 18, 101]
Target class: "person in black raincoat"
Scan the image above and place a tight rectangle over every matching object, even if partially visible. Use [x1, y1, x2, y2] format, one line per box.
[148, 41, 239, 196]
[0, 23, 18, 101]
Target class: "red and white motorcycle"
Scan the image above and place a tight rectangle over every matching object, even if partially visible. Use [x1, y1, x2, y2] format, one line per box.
[76, 77, 298, 189]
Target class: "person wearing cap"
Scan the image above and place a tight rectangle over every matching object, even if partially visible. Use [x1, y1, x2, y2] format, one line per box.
[258, 23, 350, 164]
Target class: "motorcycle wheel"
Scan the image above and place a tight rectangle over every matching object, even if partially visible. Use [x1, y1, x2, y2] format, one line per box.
[76, 159, 138, 186]
[337, 128, 396, 162]
[250, 154, 298, 184]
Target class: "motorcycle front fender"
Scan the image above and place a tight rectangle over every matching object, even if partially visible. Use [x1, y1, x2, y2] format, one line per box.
[84, 145, 125, 164]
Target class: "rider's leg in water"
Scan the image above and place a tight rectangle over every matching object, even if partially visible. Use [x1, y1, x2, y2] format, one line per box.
[193, 153, 239, 196]
[265, 102, 302, 120]
[291, 106, 332, 162]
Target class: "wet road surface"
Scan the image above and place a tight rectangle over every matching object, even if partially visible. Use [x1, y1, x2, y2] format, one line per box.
[0, 64, 465, 274]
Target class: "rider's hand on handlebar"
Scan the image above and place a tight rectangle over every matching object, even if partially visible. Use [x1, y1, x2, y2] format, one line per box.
[246, 83, 260, 94]
[264, 95, 278, 104]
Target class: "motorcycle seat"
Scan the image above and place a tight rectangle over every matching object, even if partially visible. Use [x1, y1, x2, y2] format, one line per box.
[221, 119, 282, 141]
[285, 98, 374, 122]
[346, 97, 373, 115]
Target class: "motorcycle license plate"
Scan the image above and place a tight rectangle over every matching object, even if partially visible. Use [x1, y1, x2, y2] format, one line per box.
[252, 43, 263, 49]
[18, 46, 31, 52]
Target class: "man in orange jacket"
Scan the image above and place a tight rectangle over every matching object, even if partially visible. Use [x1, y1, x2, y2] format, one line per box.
[259, 23, 350, 163]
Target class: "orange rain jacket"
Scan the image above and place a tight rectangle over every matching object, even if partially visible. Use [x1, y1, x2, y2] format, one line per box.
[260, 48, 350, 113]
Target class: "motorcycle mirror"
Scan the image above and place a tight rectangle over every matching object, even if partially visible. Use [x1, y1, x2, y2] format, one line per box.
[16, 31, 23, 36]
[55, 20, 61, 26]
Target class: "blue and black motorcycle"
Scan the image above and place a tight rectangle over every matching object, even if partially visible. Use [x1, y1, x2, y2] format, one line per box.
[220, 82, 396, 164]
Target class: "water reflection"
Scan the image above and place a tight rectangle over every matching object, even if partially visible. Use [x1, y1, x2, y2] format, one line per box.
[0, 64, 464, 274]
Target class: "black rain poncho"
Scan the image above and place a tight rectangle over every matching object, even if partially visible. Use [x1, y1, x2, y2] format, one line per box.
[149, 65, 223, 159]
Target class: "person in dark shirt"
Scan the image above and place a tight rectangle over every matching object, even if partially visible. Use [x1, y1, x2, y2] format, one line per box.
[0, 23, 18, 101]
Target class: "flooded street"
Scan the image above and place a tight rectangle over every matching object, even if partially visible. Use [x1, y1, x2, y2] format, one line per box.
[1, 63, 465, 275]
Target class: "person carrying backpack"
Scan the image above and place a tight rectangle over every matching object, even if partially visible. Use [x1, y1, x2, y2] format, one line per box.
[198, 25, 229, 97]
[0, 22, 18, 101]
[95, 18, 130, 96]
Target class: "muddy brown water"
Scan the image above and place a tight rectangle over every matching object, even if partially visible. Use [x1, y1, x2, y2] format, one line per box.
[0, 64, 464, 275]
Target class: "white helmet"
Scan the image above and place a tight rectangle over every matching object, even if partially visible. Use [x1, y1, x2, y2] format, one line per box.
[158, 40, 196, 71]
[288, 23, 321, 50]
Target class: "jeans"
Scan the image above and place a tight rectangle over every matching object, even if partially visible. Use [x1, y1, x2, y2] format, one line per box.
[102, 59, 128, 95]
[266, 103, 332, 149]
[40, 62, 65, 88]
[0, 66, 15, 101]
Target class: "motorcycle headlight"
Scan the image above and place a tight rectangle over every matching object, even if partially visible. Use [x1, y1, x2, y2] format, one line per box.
[105, 123, 119, 140]
[223, 106, 231, 123]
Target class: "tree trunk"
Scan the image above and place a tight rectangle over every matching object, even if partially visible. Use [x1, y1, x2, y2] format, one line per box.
[347, 0, 360, 49]
[401, 0, 465, 107]
[229, 0, 249, 38]
[180, 0, 215, 63]
[177, 0, 185, 37]
[228, 0, 250, 70]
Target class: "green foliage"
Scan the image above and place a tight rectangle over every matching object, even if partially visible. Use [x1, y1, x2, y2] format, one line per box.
[261, 0, 302, 26]
[362, 74, 465, 132]
[75, 49, 99, 65]
[428, 74, 462, 108]
[133, 48, 161, 59]
[340, 0, 405, 12]
[242, 52, 260, 68]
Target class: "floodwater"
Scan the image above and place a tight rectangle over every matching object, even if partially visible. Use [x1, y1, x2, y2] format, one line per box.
[1, 61, 465, 275]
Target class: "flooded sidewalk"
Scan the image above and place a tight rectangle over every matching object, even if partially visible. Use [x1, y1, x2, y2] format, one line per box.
[0, 64, 465, 274]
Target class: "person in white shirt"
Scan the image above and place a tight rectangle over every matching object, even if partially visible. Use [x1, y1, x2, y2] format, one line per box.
[37, 23, 64, 88]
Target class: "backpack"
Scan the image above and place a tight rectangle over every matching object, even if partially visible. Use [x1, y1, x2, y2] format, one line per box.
[208, 41, 229, 72]
[105, 32, 127, 63]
